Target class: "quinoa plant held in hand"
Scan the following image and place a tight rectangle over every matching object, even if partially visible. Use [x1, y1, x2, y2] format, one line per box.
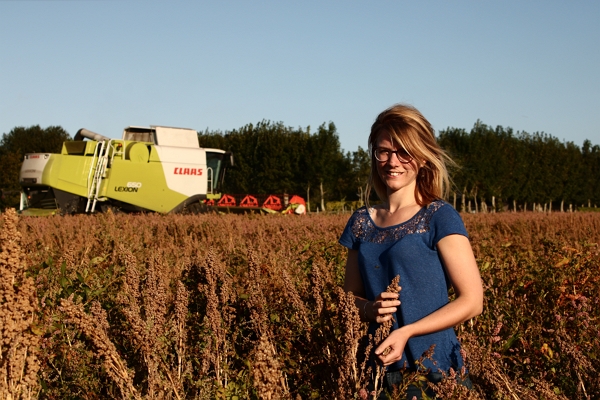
[371, 275, 401, 398]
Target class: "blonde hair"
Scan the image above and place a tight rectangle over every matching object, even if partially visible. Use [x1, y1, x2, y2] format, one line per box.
[366, 104, 454, 207]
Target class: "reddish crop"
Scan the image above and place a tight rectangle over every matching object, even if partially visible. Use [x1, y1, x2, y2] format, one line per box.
[0, 209, 598, 399]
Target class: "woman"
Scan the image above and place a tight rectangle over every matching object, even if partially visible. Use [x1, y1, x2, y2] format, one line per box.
[339, 104, 483, 398]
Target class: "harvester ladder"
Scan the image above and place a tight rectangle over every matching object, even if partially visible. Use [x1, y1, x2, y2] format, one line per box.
[85, 140, 111, 212]
[85, 141, 102, 210]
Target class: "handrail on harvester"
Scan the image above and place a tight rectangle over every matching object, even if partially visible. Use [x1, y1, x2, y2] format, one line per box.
[86, 139, 112, 212]
[85, 141, 104, 212]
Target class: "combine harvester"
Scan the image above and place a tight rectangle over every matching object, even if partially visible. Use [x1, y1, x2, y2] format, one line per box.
[18, 126, 306, 216]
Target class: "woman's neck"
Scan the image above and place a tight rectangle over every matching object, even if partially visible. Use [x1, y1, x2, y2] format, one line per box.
[371, 191, 422, 228]
[385, 189, 419, 214]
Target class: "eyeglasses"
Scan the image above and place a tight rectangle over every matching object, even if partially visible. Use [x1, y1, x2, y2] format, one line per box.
[373, 147, 413, 164]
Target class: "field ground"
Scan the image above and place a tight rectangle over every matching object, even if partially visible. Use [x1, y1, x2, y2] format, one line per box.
[1, 209, 599, 399]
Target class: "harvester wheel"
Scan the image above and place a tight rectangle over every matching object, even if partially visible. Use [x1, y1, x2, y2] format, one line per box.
[100, 204, 122, 214]
[185, 202, 208, 214]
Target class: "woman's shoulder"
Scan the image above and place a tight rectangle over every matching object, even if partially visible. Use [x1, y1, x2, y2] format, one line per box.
[422, 199, 467, 238]
[354, 205, 370, 215]
[344, 205, 367, 221]
[423, 199, 458, 216]
[339, 206, 373, 248]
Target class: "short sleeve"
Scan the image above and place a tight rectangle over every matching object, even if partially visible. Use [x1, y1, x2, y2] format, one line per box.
[338, 210, 360, 250]
[430, 203, 468, 245]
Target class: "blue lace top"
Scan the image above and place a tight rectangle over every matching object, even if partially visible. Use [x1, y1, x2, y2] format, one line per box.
[339, 200, 468, 372]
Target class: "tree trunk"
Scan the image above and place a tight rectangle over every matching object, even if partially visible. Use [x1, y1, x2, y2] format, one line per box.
[462, 187, 466, 212]
[492, 196, 496, 213]
[357, 186, 364, 206]
[561, 199, 564, 212]
[320, 181, 326, 212]
[307, 184, 311, 213]
[513, 199, 516, 213]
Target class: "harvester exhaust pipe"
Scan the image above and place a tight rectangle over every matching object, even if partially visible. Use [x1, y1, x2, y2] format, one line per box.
[74, 128, 111, 142]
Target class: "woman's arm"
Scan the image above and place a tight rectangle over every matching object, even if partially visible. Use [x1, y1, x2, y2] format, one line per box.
[344, 249, 401, 323]
[375, 234, 483, 365]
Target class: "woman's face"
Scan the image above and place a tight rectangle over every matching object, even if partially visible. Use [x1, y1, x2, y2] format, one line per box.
[374, 134, 420, 197]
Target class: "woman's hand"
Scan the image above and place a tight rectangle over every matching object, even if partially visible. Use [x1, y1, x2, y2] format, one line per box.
[346, 250, 402, 322]
[365, 286, 401, 323]
[374, 326, 410, 366]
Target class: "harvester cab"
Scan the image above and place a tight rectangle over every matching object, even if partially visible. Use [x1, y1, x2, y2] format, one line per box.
[19, 126, 229, 215]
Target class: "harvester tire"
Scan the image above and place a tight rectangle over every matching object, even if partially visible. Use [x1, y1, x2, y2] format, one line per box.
[184, 202, 208, 214]
[100, 204, 123, 214]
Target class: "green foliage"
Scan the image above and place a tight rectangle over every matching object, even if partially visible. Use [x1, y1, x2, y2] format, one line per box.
[439, 122, 600, 211]
[198, 121, 369, 210]
[201, 119, 600, 212]
[0, 125, 71, 209]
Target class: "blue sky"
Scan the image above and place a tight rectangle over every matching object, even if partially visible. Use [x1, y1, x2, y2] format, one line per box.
[1, 1, 599, 153]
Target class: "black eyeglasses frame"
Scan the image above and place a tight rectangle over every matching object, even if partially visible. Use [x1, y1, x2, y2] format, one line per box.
[373, 147, 413, 164]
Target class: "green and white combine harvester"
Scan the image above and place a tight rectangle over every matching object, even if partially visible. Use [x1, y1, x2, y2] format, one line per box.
[18, 126, 306, 216]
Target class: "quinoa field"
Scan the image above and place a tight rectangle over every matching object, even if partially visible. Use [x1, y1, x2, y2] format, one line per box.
[1, 209, 599, 399]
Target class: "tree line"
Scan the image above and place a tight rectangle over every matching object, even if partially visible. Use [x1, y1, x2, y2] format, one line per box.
[197, 121, 369, 212]
[0, 122, 598, 212]
[0, 125, 71, 209]
[199, 120, 600, 212]
[438, 121, 600, 212]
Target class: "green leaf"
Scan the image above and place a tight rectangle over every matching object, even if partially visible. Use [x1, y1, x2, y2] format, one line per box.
[503, 333, 520, 350]
[59, 276, 70, 290]
[90, 256, 105, 266]
[30, 323, 44, 336]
